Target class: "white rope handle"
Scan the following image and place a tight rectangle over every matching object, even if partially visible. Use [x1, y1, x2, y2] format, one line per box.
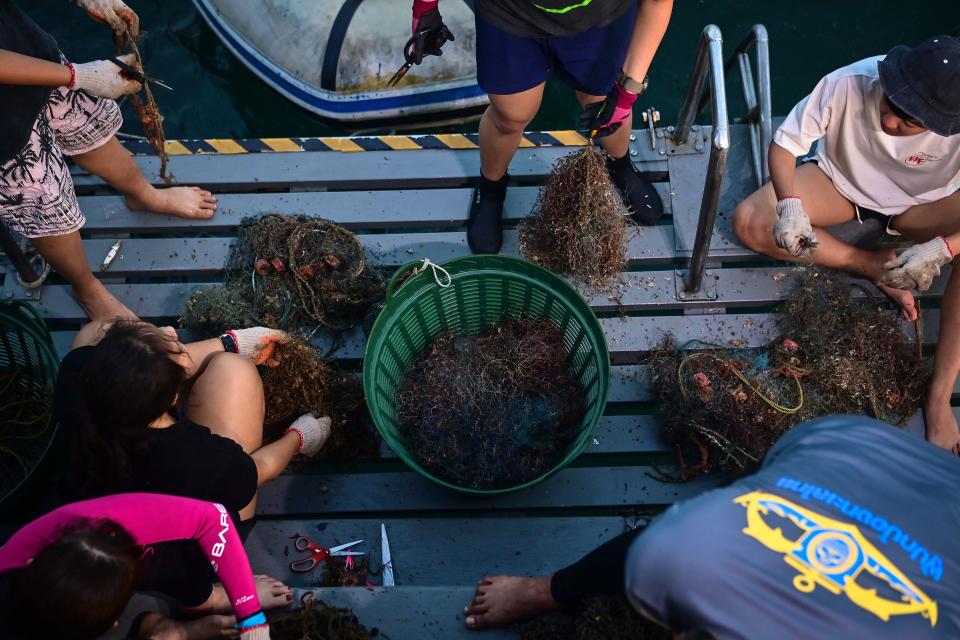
[411, 258, 452, 288]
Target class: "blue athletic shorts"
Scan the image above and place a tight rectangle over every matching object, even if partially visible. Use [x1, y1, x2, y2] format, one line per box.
[475, 5, 638, 97]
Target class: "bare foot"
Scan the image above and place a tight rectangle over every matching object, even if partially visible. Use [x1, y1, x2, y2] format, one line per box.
[878, 284, 918, 321]
[139, 613, 239, 640]
[74, 277, 137, 321]
[464, 575, 558, 630]
[191, 576, 292, 616]
[125, 186, 217, 220]
[926, 403, 960, 455]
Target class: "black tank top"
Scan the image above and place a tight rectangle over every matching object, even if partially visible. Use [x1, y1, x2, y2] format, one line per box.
[0, 1, 61, 164]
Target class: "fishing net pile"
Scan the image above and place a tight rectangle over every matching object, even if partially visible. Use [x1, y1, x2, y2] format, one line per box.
[0, 371, 54, 499]
[181, 214, 386, 335]
[521, 596, 670, 640]
[395, 318, 586, 490]
[649, 269, 928, 479]
[258, 337, 374, 461]
[270, 594, 380, 640]
[520, 146, 628, 288]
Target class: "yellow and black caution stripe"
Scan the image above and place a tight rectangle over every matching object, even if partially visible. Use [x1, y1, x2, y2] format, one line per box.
[122, 131, 590, 155]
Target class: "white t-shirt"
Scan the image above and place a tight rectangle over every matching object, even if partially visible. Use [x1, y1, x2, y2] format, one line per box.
[774, 56, 960, 215]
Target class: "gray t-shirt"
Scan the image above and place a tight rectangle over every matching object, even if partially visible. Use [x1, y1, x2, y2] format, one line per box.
[626, 416, 960, 639]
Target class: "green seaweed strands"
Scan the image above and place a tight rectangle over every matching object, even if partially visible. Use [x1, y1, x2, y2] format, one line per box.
[0, 371, 54, 500]
[649, 268, 929, 479]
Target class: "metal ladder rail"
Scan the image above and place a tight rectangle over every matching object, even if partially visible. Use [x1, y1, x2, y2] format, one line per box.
[672, 25, 730, 295]
[729, 25, 772, 188]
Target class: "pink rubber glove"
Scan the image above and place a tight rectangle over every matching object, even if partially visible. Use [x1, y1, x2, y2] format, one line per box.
[579, 84, 638, 138]
[411, 0, 438, 34]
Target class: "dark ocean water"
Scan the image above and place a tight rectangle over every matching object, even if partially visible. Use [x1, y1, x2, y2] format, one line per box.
[23, 0, 960, 139]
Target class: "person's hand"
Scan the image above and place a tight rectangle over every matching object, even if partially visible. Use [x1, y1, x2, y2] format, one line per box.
[579, 84, 637, 138]
[409, 0, 454, 64]
[225, 327, 288, 366]
[879, 236, 953, 292]
[285, 414, 333, 457]
[74, 0, 139, 36]
[773, 197, 818, 257]
[925, 401, 960, 455]
[68, 54, 142, 99]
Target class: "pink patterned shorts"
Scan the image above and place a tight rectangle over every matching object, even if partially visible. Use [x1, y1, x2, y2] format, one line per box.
[0, 84, 121, 238]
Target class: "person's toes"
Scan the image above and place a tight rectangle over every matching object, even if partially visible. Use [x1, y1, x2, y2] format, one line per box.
[465, 612, 492, 629]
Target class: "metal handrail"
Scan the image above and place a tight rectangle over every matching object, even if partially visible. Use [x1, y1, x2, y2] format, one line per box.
[731, 25, 771, 187]
[672, 25, 730, 295]
[0, 223, 41, 286]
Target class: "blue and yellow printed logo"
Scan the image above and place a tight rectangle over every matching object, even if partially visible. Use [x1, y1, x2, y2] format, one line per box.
[735, 491, 938, 626]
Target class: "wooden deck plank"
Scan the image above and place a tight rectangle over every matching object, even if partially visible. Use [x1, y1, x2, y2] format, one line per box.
[256, 467, 719, 516]
[71, 146, 668, 191]
[245, 516, 633, 588]
[77, 185, 673, 233]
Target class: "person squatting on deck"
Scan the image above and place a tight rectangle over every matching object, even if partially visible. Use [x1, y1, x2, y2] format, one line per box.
[463, 416, 960, 638]
[731, 36, 960, 455]
[0, 0, 217, 321]
[48, 322, 332, 638]
[406, 0, 672, 254]
[0, 493, 277, 639]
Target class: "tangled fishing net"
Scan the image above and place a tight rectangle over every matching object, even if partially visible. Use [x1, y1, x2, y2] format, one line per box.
[521, 596, 670, 640]
[257, 337, 374, 461]
[520, 145, 628, 288]
[270, 593, 381, 640]
[182, 214, 385, 334]
[395, 318, 586, 490]
[0, 372, 54, 500]
[650, 269, 928, 479]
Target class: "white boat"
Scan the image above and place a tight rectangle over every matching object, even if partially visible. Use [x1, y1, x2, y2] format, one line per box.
[192, 0, 488, 125]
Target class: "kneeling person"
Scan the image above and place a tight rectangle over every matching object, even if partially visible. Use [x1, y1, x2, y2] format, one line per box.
[464, 416, 960, 638]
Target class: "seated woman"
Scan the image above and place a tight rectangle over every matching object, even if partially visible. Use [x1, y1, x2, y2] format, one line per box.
[0, 493, 275, 639]
[51, 320, 330, 633]
[462, 416, 960, 638]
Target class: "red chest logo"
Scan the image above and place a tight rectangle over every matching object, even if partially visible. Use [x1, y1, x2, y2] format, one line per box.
[905, 152, 939, 167]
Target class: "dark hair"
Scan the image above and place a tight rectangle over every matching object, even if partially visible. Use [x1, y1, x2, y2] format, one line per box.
[10, 519, 141, 640]
[78, 321, 188, 493]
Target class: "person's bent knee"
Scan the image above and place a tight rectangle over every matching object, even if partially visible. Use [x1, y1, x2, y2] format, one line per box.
[732, 201, 770, 251]
[199, 352, 261, 387]
[487, 103, 535, 137]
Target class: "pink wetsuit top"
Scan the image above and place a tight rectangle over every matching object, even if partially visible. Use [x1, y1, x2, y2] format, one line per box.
[0, 493, 261, 621]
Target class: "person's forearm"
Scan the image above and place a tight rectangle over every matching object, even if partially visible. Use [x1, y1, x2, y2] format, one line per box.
[621, 0, 673, 82]
[251, 431, 300, 486]
[929, 268, 960, 405]
[0, 50, 71, 87]
[768, 142, 798, 201]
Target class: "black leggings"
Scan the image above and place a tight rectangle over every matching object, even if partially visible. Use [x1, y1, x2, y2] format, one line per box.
[549, 526, 644, 609]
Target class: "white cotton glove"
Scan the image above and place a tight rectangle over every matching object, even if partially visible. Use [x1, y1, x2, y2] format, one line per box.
[75, 0, 139, 35]
[879, 236, 953, 292]
[773, 197, 819, 257]
[224, 327, 288, 366]
[285, 414, 332, 457]
[69, 55, 142, 99]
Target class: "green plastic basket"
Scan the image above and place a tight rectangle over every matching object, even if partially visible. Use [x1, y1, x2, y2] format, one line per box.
[0, 301, 59, 509]
[363, 255, 610, 495]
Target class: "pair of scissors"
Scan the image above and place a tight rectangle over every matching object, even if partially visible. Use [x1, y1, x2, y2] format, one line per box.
[289, 534, 365, 573]
[108, 56, 174, 91]
[386, 33, 423, 88]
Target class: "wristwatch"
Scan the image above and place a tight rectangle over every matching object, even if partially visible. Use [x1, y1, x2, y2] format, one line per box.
[617, 70, 649, 95]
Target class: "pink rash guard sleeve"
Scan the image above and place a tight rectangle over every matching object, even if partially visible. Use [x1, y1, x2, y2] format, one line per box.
[0, 493, 262, 622]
